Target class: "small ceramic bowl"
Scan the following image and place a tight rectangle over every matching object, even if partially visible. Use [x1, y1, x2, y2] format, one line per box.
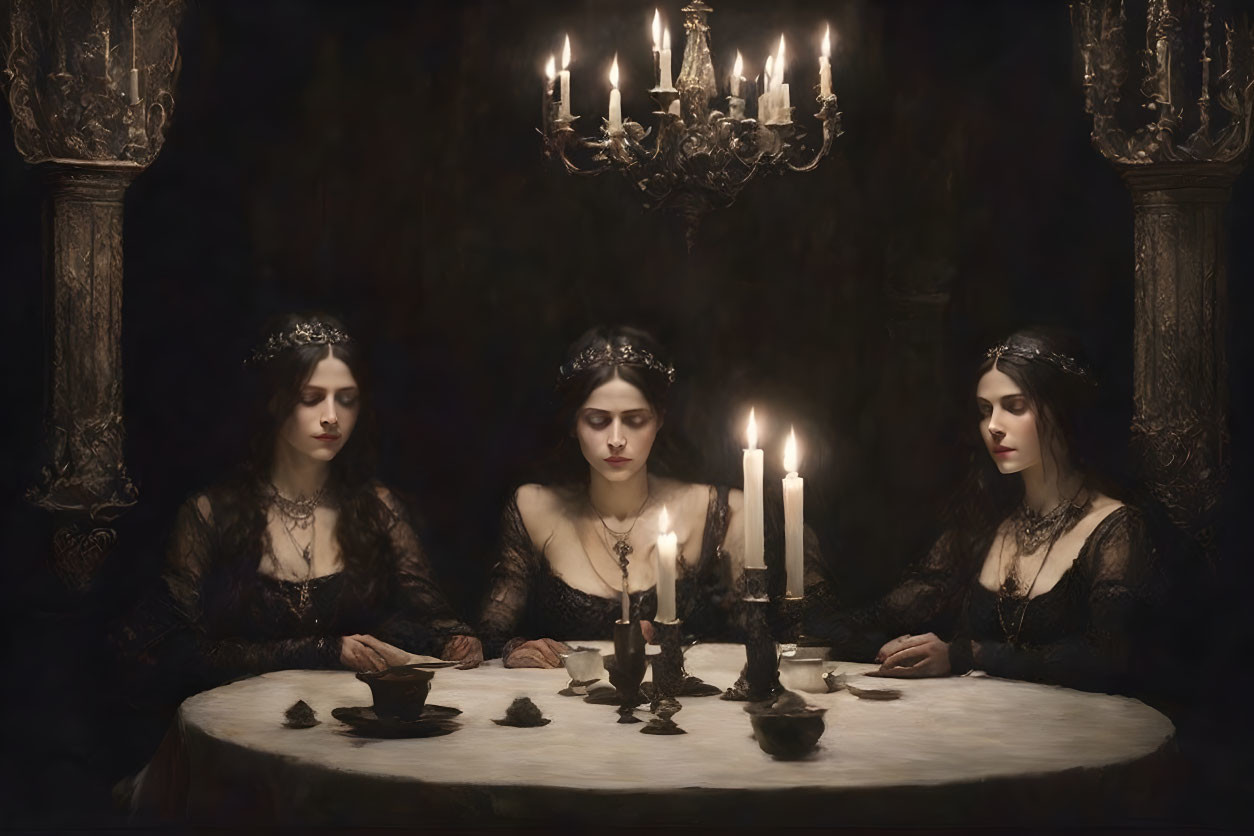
[356, 664, 434, 721]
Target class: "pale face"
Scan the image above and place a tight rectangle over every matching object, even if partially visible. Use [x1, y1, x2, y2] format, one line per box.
[575, 375, 661, 483]
[277, 349, 361, 464]
[976, 365, 1042, 475]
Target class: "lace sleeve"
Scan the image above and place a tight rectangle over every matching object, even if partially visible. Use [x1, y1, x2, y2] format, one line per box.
[371, 488, 473, 656]
[964, 507, 1160, 693]
[807, 529, 974, 661]
[163, 497, 340, 685]
[477, 493, 539, 658]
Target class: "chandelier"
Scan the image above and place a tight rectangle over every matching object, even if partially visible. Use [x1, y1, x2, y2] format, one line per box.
[540, 1, 843, 248]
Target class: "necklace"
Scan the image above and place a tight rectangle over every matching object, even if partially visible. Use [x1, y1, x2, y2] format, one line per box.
[588, 491, 651, 592]
[267, 482, 326, 531]
[1008, 487, 1088, 554]
[589, 491, 651, 566]
[995, 488, 1087, 644]
[272, 506, 321, 624]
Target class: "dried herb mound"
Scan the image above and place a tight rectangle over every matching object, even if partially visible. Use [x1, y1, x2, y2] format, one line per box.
[493, 696, 551, 727]
[283, 699, 319, 728]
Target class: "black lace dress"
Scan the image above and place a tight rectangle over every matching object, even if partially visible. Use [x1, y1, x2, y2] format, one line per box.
[478, 486, 740, 659]
[118, 483, 472, 703]
[808, 505, 1160, 693]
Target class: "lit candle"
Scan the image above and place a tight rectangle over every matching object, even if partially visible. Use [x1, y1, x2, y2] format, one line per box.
[820, 25, 832, 98]
[660, 27, 673, 90]
[783, 428, 804, 597]
[652, 9, 662, 87]
[729, 52, 745, 119]
[760, 54, 774, 124]
[560, 35, 572, 121]
[608, 55, 623, 134]
[776, 35, 790, 122]
[656, 505, 678, 623]
[544, 54, 556, 128]
[743, 409, 765, 570]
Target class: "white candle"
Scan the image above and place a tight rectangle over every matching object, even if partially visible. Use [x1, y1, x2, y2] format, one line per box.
[819, 25, 832, 98]
[775, 35, 789, 122]
[743, 409, 765, 570]
[129, 15, 140, 105]
[731, 51, 743, 97]
[760, 55, 774, 124]
[652, 9, 661, 87]
[560, 35, 572, 121]
[660, 27, 673, 90]
[608, 55, 623, 134]
[656, 505, 678, 622]
[783, 428, 804, 597]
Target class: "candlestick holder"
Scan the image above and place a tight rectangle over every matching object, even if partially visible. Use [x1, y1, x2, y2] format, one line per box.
[641, 619, 685, 735]
[540, 1, 844, 251]
[606, 619, 649, 724]
[721, 566, 781, 703]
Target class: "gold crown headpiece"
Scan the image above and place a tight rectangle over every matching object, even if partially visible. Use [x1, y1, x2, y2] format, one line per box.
[247, 319, 352, 366]
[557, 343, 676, 386]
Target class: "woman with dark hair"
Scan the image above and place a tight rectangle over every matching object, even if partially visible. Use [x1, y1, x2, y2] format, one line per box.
[124, 313, 480, 699]
[478, 326, 776, 668]
[810, 328, 1160, 693]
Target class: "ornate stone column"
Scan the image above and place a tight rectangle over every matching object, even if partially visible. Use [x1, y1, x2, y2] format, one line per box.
[3, 0, 183, 592]
[1073, 0, 1253, 551]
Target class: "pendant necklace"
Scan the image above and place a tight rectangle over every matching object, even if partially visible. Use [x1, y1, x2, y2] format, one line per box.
[269, 483, 326, 625]
[589, 490, 651, 592]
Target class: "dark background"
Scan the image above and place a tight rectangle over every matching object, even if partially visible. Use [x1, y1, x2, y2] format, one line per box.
[1, 0, 1251, 827]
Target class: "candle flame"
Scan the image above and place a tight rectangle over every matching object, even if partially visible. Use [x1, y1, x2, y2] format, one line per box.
[822, 25, 831, 59]
[659, 505, 671, 535]
[652, 9, 661, 51]
[545, 55, 556, 81]
[777, 34, 786, 75]
[784, 427, 799, 473]
[733, 50, 743, 79]
[747, 408, 758, 450]
[562, 34, 571, 70]
[609, 54, 619, 88]
[663, 27, 671, 51]
[764, 53, 774, 84]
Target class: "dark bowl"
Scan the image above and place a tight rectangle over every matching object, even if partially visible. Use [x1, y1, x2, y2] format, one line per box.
[747, 709, 828, 760]
[356, 665, 434, 721]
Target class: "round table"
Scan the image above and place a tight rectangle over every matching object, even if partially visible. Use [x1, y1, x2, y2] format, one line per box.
[157, 643, 1174, 827]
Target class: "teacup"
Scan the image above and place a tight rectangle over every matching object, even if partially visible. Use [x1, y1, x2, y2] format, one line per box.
[778, 655, 828, 694]
[356, 664, 434, 721]
[560, 646, 606, 694]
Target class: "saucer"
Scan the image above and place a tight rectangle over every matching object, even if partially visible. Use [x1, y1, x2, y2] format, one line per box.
[331, 704, 462, 738]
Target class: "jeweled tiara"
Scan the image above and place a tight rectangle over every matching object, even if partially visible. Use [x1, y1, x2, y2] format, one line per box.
[984, 342, 1091, 378]
[557, 343, 676, 386]
[246, 319, 352, 366]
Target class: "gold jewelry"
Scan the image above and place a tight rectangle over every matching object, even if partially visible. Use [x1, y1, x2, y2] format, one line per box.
[273, 510, 319, 625]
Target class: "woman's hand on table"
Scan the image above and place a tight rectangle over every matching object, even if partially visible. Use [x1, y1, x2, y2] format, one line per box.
[442, 634, 484, 669]
[349, 634, 435, 669]
[868, 632, 952, 678]
[340, 635, 390, 671]
[503, 638, 571, 668]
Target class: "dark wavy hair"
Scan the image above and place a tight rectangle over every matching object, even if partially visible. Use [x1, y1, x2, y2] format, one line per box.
[200, 312, 395, 622]
[537, 325, 695, 486]
[946, 326, 1122, 542]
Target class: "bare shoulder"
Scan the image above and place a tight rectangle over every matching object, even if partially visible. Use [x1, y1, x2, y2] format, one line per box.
[515, 483, 563, 517]
[1087, 492, 1126, 524]
[727, 487, 744, 514]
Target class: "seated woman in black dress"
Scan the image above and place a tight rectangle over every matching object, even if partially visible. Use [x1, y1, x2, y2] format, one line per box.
[811, 329, 1159, 693]
[477, 326, 757, 668]
[125, 314, 481, 699]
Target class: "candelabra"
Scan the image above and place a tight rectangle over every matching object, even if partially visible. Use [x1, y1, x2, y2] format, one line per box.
[1073, 0, 1254, 551]
[541, 1, 842, 250]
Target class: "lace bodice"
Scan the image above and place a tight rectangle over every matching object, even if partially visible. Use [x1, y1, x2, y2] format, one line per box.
[477, 486, 737, 658]
[117, 482, 471, 700]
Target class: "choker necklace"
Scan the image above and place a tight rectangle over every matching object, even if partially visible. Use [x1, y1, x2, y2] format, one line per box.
[589, 491, 651, 569]
[1008, 488, 1088, 555]
[268, 483, 326, 530]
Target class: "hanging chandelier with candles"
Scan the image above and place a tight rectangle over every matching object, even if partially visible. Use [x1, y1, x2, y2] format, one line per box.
[540, 1, 843, 248]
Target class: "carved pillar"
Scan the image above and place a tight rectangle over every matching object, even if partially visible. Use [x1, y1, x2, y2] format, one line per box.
[3, 0, 183, 592]
[1073, 0, 1254, 550]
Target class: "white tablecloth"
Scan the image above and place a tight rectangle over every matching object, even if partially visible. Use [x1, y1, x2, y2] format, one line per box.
[154, 643, 1175, 827]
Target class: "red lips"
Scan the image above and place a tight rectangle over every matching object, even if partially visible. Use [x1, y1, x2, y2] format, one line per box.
[604, 457, 631, 464]
[993, 445, 1015, 454]
[314, 434, 341, 441]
